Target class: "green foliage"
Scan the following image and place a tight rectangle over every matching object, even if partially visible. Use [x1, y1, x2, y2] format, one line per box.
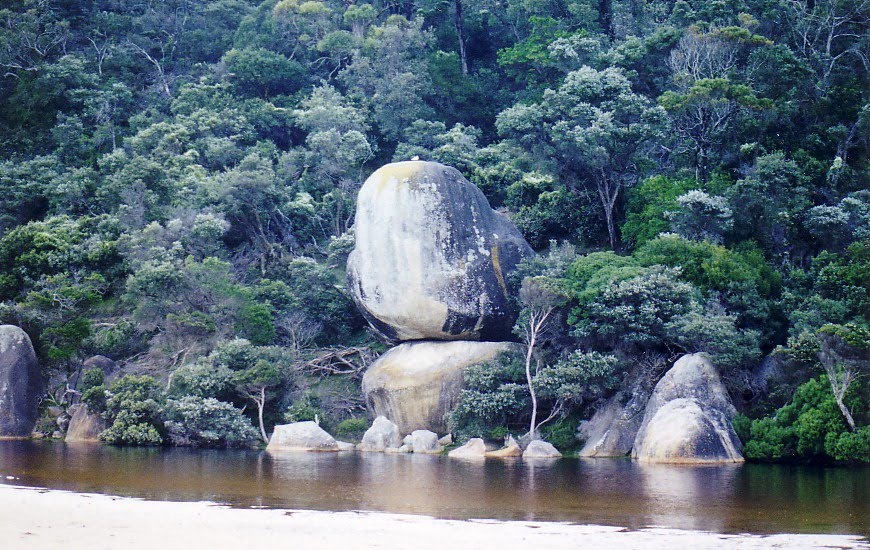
[622, 176, 696, 247]
[101, 375, 165, 446]
[736, 376, 869, 463]
[335, 417, 368, 439]
[283, 393, 322, 423]
[164, 396, 259, 448]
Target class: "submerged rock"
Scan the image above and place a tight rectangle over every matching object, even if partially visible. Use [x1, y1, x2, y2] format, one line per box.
[0, 325, 41, 437]
[632, 353, 743, 463]
[362, 340, 521, 434]
[448, 438, 487, 459]
[403, 430, 441, 454]
[65, 404, 105, 443]
[523, 440, 562, 458]
[347, 161, 533, 342]
[266, 421, 340, 452]
[358, 416, 403, 452]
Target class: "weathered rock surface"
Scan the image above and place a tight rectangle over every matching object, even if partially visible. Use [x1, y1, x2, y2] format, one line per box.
[437, 433, 453, 446]
[266, 421, 340, 452]
[523, 440, 562, 458]
[0, 325, 41, 437]
[632, 353, 743, 463]
[486, 442, 522, 458]
[65, 404, 105, 443]
[347, 161, 534, 342]
[358, 416, 402, 452]
[448, 438, 486, 459]
[83, 355, 116, 376]
[403, 430, 441, 454]
[363, 340, 521, 434]
[578, 378, 652, 457]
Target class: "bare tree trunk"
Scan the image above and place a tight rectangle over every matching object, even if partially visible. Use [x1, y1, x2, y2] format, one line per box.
[454, 0, 468, 75]
[257, 387, 268, 443]
[525, 331, 538, 437]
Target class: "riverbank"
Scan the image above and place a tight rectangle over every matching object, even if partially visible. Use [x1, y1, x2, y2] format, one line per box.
[0, 484, 866, 549]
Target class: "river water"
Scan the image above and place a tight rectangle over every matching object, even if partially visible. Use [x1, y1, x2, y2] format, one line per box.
[0, 440, 866, 534]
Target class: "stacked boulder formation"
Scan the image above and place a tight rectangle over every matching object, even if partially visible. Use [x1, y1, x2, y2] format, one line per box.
[349, 161, 532, 435]
[0, 325, 41, 438]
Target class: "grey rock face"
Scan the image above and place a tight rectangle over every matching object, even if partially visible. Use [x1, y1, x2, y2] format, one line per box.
[632, 353, 743, 463]
[578, 378, 652, 457]
[362, 340, 521, 434]
[0, 325, 41, 437]
[448, 438, 486, 459]
[347, 161, 533, 342]
[266, 421, 340, 452]
[358, 416, 402, 452]
[523, 440, 562, 458]
[83, 355, 116, 376]
[65, 404, 105, 443]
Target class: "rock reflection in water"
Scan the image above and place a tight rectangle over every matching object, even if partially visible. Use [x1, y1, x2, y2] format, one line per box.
[0, 441, 866, 535]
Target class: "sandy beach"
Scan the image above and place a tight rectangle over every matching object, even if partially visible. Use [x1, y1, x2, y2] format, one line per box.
[0, 484, 866, 549]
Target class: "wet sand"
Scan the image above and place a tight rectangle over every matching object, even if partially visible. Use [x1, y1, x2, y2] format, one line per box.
[0, 484, 866, 549]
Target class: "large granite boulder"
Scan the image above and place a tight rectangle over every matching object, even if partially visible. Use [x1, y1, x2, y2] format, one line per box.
[266, 421, 340, 452]
[65, 404, 105, 443]
[0, 325, 41, 437]
[362, 340, 521, 434]
[358, 416, 402, 452]
[632, 353, 743, 463]
[347, 161, 534, 342]
[82, 355, 116, 376]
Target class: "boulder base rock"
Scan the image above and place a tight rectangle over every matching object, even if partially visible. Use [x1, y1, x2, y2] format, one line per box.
[266, 421, 339, 452]
[403, 430, 441, 454]
[448, 438, 486, 459]
[523, 440, 562, 458]
[358, 416, 402, 452]
[486, 443, 522, 458]
[0, 325, 41, 437]
[65, 404, 105, 443]
[347, 161, 533, 342]
[632, 353, 743, 463]
[83, 355, 116, 376]
[363, 340, 521, 434]
[578, 378, 652, 457]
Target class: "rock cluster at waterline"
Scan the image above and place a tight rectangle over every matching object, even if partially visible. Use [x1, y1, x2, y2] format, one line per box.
[632, 354, 744, 463]
[350, 161, 533, 435]
[266, 421, 355, 452]
[0, 325, 41, 438]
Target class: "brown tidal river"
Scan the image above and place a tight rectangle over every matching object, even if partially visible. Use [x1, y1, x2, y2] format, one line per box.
[0, 440, 867, 535]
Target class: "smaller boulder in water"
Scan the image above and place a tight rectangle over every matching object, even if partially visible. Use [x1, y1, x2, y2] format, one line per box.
[403, 430, 441, 454]
[65, 404, 105, 443]
[448, 438, 486, 459]
[358, 416, 402, 452]
[266, 421, 339, 452]
[523, 440, 562, 458]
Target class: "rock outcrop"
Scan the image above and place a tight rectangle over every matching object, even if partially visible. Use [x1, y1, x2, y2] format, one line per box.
[65, 404, 105, 443]
[362, 340, 521, 434]
[632, 353, 743, 463]
[82, 355, 116, 376]
[578, 379, 652, 457]
[523, 440, 562, 458]
[358, 416, 402, 452]
[403, 430, 441, 454]
[0, 325, 41, 437]
[347, 161, 533, 342]
[266, 421, 342, 452]
[448, 438, 486, 459]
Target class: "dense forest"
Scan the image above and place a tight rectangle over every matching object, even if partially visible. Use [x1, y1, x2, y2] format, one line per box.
[0, 0, 867, 461]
